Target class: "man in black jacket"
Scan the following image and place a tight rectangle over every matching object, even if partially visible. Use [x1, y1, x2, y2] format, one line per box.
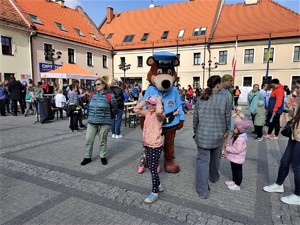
[8, 77, 25, 116]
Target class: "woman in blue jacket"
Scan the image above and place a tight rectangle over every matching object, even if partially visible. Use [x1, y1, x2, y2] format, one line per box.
[0, 82, 8, 116]
[81, 77, 117, 166]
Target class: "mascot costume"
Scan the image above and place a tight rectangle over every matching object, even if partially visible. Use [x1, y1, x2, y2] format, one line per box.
[143, 52, 184, 173]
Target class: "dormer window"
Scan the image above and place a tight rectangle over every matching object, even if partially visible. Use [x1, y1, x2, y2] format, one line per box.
[29, 14, 43, 25]
[74, 28, 85, 37]
[55, 22, 67, 32]
[141, 33, 149, 41]
[161, 31, 169, 39]
[90, 33, 98, 41]
[178, 29, 185, 38]
[193, 27, 207, 36]
[107, 33, 113, 39]
[123, 35, 134, 43]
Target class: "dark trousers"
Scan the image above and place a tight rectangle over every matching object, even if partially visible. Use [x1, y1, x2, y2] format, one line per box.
[78, 110, 83, 126]
[145, 145, 163, 193]
[255, 125, 263, 138]
[276, 139, 300, 196]
[234, 97, 239, 106]
[11, 99, 24, 115]
[231, 162, 243, 186]
[5, 98, 10, 112]
[0, 99, 6, 115]
[111, 108, 124, 135]
[70, 112, 79, 131]
[267, 113, 280, 136]
[251, 113, 256, 125]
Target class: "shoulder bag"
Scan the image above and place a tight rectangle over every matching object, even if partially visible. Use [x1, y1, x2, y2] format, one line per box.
[281, 120, 293, 138]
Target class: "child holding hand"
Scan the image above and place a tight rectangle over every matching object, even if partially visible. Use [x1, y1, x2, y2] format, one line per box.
[225, 120, 252, 190]
[134, 95, 165, 204]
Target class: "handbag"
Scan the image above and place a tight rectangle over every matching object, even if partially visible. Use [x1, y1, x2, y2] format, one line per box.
[281, 120, 293, 137]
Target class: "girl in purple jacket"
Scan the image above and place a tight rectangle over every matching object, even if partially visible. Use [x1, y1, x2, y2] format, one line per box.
[225, 120, 252, 190]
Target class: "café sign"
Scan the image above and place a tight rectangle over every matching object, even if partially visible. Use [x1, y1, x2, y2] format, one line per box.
[39, 63, 62, 72]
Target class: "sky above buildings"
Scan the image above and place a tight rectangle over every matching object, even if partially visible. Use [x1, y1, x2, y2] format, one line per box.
[64, 0, 300, 26]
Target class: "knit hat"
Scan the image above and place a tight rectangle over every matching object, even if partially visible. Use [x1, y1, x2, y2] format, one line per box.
[257, 100, 264, 106]
[146, 96, 158, 105]
[222, 74, 233, 82]
[111, 78, 119, 86]
[271, 78, 280, 84]
[235, 120, 252, 134]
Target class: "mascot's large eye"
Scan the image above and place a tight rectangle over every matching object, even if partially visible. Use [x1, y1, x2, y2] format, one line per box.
[157, 69, 162, 74]
[167, 69, 172, 75]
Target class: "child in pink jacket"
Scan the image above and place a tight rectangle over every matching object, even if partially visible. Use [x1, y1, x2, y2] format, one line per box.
[134, 95, 165, 204]
[225, 120, 252, 191]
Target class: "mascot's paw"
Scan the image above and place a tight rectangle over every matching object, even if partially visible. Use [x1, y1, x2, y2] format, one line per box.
[176, 120, 184, 130]
[164, 160, 180, 173]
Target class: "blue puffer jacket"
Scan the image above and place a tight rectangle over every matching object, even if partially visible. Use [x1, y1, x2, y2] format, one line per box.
[88, 89, 117, 125]
[0, 86, 8, 100]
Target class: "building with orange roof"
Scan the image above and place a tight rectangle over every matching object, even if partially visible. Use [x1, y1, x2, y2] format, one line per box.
[0, 0, 34, 82]
[10, 0, 113, 88]
[99, 0, 299, 101]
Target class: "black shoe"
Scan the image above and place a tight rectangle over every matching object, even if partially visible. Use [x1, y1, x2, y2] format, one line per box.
[80, 125, 87, 128]
[81, 158, 91, 165]
[101, 157, 107, 165]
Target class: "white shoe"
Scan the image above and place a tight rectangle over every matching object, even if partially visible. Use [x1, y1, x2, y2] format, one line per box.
[227, 184, 240, 191]
[263, 183, 284, 193]
[225, 180, 235, 186]
[116, 134, 123, 139]
[112, 134, 116, 138]
[158, 184, 164, 192]
[280, 194, 300, 206]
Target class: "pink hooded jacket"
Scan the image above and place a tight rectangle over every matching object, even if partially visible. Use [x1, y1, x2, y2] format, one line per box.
[226, 133, 248, 164]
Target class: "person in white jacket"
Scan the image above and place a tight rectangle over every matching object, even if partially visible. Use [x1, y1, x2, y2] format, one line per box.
[54, 89, 66, 118]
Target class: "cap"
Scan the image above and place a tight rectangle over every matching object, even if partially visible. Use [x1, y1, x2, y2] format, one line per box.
[146, 96, 158, 105]
[257, 100, 264, 106]
[235, 120, 252, 134]
[222, 74, 233, 82]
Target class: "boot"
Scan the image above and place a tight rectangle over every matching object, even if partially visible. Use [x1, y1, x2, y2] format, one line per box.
[164, 159, 180, 173]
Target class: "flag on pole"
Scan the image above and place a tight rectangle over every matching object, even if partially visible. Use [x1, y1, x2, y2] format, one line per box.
[232, 39, 238, 78]
[265, 34, 272, 79]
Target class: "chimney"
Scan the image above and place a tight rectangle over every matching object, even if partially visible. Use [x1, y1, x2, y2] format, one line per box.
[245, 0, 258, 5]
[107, 7, 113, 23]
[55, 0, 65, 7]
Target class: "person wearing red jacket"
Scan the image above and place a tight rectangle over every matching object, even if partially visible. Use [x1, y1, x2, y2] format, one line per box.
[264, 79, 284, 140]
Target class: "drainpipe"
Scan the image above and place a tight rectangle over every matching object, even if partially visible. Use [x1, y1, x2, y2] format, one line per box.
[29, 31, 37, 83]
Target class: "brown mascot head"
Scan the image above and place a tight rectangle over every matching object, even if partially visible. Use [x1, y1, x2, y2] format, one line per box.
[146, 52, 180, 92]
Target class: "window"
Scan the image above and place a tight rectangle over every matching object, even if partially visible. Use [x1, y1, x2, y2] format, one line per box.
[29, 14, 43, 25]
[194, 53, 201, 65]
[141, 33, 149, 41]
[44, 43, 53, 61]
[90, 33, 98, 41]
[1, 36, 12, 55]
[107, 33, 113, 39]
[294, 46, 300, 62]
[178, 29, 185, 38]
[120, 57, 125, 64]
[263, 47, 274, 63]
[68, 48, 75, 64]
[137, 56, 143, 67]
[193, 77, 200, 89]
[161, 31, 169, 39]
[87, 52, 93, 66]
[219, 50, 228, 64]
[74, 28, 84, 37]
[55, 22, 67, 32]
[103, 55, 108, 68]
[193, 27, 206, 36]
[291, 76, 300, 87]
[243, 77, 252, 87]
[123, 35, 134, 42]
[244, 49, 254, 63]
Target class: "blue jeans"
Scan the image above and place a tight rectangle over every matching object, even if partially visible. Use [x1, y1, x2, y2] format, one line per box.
[111, 108, 123, 135]
[276, 139, 300, 196]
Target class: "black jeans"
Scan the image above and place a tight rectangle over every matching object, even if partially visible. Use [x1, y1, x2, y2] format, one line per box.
[267, 113, 280, 136]
[255, 125, 263, 138]
[11, 99, 25, 115]
[0, 99, 6, 115]
[70, 111, 79, 131]
[234, 97, 239, 106]
[231, 162, 243, 186]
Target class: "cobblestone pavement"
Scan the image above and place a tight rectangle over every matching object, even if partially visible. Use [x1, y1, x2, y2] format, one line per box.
[0, 110, 299, 225]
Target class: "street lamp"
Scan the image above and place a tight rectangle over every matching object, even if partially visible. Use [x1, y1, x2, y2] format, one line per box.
[202, 60, 218, 77]
[44, 48, 62, 68]
[118, 62, 131, 90]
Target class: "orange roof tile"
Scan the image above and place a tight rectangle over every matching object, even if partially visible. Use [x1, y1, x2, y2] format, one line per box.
[99, 0, 221, 50]
[0, 0, 32, 30]
[212, 0, 300, 43]
[15, 0, 112, 50]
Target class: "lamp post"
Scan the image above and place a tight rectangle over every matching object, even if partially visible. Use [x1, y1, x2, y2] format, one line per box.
[118, 62, 131, 90]
[44, 48, 62, 69]
[201, 44, 218, 78]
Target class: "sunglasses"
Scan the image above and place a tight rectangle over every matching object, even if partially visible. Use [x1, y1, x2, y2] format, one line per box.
[95, 83, 102, 86]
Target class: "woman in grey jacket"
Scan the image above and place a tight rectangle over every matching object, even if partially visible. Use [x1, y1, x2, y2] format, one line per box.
[193, 75, 231, 199]
[81, 77, 117, 166]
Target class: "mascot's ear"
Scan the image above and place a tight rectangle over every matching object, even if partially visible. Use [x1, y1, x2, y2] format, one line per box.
[172, 57, 180, 67]
[147, 56, 155, 66]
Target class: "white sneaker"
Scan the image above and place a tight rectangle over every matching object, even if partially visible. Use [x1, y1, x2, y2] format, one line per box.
[158, 184, 164, 192]
[263, 183, 284, 193]
[225, 180, 235, 186]
[116, 134, 123, 139]
[112, 134, 116, 138]
[280, 194, 300, 206]
[227, 184, 241, 191]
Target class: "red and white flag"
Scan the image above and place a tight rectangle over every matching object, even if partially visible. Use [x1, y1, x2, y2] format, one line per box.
[232, 40, 238, 78]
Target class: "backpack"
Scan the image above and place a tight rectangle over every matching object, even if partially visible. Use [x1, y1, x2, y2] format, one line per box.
[106, 92, 118, 119]
[235, 89, 241, 96]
